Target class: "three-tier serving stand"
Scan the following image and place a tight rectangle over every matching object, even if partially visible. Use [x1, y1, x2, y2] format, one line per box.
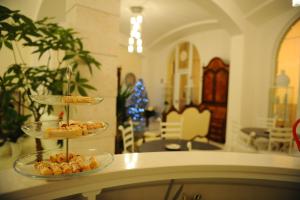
[14, 67, 113, 179]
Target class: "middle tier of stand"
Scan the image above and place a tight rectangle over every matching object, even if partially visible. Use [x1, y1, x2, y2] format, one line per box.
[22, 120, 108, 139]
[30, 95, 104, 105]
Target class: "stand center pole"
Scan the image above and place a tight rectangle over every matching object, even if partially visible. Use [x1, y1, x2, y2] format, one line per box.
[66, 66, 72, 162]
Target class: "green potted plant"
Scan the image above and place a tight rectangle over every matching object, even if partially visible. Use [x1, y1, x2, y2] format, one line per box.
[0, 73, 30, 157]
[0, 5, 100, 154]
[115, 86, 133, 153]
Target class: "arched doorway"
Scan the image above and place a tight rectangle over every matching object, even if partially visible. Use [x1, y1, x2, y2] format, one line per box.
[274, 18, 300, 124]
[165, 41, 201, 111]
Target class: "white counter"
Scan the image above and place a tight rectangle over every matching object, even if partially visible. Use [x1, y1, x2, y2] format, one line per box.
[0, 151, 300, 200]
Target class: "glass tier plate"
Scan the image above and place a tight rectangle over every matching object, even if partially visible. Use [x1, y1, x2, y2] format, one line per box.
[14, 148, 113, 180]
[30, 95, 103, 105]
[21, 120, 108, 139]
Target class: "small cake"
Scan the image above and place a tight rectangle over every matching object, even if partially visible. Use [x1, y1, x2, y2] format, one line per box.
[34, 153, 101, 176]
[62, 96, 95, 104]
[45, 125, 82, 139]
[86, 121, 105, 129]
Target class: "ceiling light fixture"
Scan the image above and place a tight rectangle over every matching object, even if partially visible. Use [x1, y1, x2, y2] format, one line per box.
[293, 0, 300, 7]
[128, 6, 143, 54]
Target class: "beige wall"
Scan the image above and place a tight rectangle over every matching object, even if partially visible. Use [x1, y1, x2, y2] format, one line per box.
[0, 0, 43, 75]
[65, 0, 119, 153]
[118, 45, 143, 86]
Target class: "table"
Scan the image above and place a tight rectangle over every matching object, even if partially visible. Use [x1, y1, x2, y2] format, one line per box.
[138, 139, 221, 152]
[241, 127, 269, 138]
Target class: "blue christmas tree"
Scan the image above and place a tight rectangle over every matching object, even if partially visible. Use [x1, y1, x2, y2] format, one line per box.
[126, 79, 148, 131]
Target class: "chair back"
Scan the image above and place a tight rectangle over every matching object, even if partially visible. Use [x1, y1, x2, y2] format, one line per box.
[181, 108, 211, 140]
[268, 127, 292, 152]
[119, 121, 135, 153]
[166, 111, 181, 122]
[159, 117, 183, 139]
[256, 117, 275, 129]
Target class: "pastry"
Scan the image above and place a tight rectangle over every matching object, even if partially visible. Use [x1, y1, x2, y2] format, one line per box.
[49, 163, 63, 175]
[62, 96, 95, 104]
[86, 121, 105, 129]
[44, 120, 106, 139]
[89, 156, 99, 169]
[34, 153, 100, 176]
[45, 125, 82, 139]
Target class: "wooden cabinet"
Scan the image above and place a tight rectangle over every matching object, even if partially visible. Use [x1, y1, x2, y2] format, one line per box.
[200, 57, 229, 143]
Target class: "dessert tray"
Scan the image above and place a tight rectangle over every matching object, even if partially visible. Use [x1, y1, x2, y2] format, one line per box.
[14, 148, 113, 180]
[21, 120, 108, 139]
[30, 95, 103, 105]
[15, 67, 113, 180]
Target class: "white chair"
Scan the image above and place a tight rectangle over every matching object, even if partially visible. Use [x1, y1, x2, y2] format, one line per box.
[251, 117, 276, 151]
[119, 121, 143, 153]
[159, 117, 183, 139]
[230, 120, 257, 153]
[143, 118, 162, 142]
[268, 127, 293, 153]
[256, 117, 275, 130]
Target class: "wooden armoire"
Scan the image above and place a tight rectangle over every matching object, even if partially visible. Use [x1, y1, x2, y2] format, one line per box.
[199, 57, 229, 143]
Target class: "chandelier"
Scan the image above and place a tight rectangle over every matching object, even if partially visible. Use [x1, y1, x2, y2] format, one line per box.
[128, 6, 143, 54]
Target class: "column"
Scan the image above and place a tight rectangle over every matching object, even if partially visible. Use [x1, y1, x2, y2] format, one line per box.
[65, 0, 120, 153]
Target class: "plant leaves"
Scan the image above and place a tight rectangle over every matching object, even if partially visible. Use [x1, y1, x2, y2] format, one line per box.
[77, 86, 87, 96]
[81, 84, 96, 91]
[4, 40, 13, 50]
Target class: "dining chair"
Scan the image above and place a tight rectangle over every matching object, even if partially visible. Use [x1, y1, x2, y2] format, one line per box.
[143, 118, 162, 142]
[230, 120, 257, 152]
[181, 108, 211, 143]
[118, 120, 143, 153]
[268, 127, 293, 153]
[159, 117, 183, 139]
[256, 117, 276, 130]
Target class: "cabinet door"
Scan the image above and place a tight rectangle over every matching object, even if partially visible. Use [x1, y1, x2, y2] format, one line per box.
[215, 69, 228, 104]
[203, 70, 214, 103]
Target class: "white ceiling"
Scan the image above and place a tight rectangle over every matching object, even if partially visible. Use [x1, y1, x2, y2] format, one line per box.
[2, 0, 296, 49]
[120, 0, 214, 46]
[120, 0, 297, 48]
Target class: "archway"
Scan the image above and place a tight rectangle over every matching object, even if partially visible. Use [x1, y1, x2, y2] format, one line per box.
[274, 18, 300, 124]
[165, 41, 201, 111]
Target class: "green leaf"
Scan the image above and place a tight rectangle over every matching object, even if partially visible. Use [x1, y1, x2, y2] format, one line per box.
[63, 53, 75, 61]
[81, 84, 96, 91]
[78, 78, 88, 83]
[75, 72, 80, 81]
[0, 13, 10, 21]
[4, 40, 13, 50]
[77, 86, 87, 96]
[19, 14, 33, 25]
[70, 84, 75, 93]
[0, 5, 12, 14]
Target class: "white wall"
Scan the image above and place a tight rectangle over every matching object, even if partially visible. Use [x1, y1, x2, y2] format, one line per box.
[225, 7, 300, 148]
[240, 9, 300, 127]
[142, 29, 231, 112]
